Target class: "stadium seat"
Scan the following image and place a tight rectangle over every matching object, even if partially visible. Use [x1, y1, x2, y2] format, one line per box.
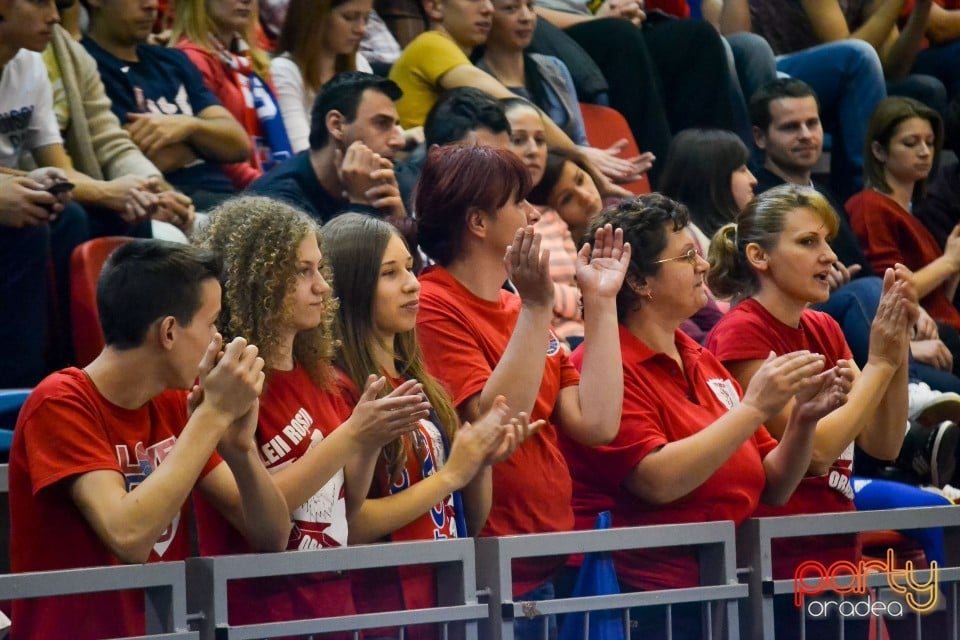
[70, 237, 132, 368]
[579, 103, 652, 196]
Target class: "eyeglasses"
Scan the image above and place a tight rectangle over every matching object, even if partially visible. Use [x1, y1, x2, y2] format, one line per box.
[653, 247, 703, 266]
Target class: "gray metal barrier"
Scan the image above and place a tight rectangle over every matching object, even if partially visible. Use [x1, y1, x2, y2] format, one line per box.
[0, 561, 197, 639]
[739, 505, 960, 640]
[475, 521, 747, 640]
[185, 538, 486, 639]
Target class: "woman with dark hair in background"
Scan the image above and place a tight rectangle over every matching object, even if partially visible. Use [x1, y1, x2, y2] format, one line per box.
[270, 0, 374, 152]
[848, 97, 960, 373]
[658, 128, 756, 250]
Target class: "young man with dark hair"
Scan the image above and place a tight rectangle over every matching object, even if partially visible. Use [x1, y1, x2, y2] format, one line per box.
[749, 78, 873, 277]
[397, 86, 513, 207]
[8, 240, 291, 640]
[248, 71, 408, 224]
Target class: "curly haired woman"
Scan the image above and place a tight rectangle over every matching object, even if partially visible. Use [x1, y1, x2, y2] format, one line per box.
[193, 195, 429, 635]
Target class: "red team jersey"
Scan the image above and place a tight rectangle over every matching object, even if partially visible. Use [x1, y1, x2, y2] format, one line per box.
[567, 327, 778, 590]
[193, 364, 358, 634]
[8, 368, 219, 640]
[416, 265, 580, 596]
[342, 373, 459, 640]
[707, 298, 859, 579]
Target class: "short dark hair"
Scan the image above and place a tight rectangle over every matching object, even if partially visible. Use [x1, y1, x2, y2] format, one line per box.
[308, 71, 402, 150]
[424, 87, 510, 147]
[98, 240, 222, 350]
[749, 78, 819, 133]
[585, 194, 690, 321]
[415, 145, 531, 266]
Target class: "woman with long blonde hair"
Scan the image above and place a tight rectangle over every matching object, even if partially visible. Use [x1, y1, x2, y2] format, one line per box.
[172, 0, 292, 187]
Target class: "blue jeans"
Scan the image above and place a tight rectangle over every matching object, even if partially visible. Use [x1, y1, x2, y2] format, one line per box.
[0, 203, 88, 386]
[888, 74, 948, 119]
[724, 32, 778, 146]
[776, 40, 886, 202]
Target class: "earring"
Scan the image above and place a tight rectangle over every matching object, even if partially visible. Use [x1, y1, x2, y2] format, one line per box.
[644, 291, 654, 302]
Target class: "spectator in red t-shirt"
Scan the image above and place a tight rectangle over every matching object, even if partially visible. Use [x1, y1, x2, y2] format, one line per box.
[194, 195, 430, 634]
[707, 184, 920, 640]
[321, 212, 534, 640]
[562, 192, 843, 640]
[413, 144, 629, 639]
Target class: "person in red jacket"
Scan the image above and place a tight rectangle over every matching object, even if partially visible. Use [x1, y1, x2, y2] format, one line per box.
[847, 97, 960, 339]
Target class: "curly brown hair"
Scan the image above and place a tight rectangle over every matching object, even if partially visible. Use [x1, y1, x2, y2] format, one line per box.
[195, 196, 338, 388]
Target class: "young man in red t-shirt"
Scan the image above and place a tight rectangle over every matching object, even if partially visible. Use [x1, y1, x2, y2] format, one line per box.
[8, 240, 291, 640]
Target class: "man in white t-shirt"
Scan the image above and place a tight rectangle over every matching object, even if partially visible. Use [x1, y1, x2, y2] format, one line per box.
[0, 0, 83, 387]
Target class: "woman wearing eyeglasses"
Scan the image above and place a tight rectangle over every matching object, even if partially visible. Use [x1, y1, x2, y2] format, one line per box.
[561, 193, 848, 640]
[706, 184, 916, 640]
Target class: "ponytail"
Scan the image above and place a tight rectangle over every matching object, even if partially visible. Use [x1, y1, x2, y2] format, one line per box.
[707, 223, 755, 303]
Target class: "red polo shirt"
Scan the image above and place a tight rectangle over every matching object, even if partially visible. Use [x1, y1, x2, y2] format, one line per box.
[565, 326, 777, 590]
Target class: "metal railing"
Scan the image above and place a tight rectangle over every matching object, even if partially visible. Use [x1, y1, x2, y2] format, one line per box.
[0, 561, 197, 639]
[739, 505, 960, 640]
[476, 521, 747, 640]
[185, 538, 486, 639]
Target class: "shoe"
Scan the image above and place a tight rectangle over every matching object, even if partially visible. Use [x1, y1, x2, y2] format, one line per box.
[907, 382, 960, 427]
[910, 421, 960, 488]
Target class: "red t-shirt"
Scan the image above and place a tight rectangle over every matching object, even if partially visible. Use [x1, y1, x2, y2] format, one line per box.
[193, 364, 357, 633]
[847, 188, 960, 329]
[706, 299, 859, 579]
[416, 265, 580, 596]
[343, 374, 460, 640]
[8, 368, 219, 640]
[566, 326, 777, 590]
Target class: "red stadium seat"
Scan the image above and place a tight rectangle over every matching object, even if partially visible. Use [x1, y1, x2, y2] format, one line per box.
[579, 103, 652, 196]
[70, 237, 132, 367]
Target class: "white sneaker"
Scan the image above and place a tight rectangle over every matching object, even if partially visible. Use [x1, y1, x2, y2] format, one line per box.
[908, 382, 960, 426]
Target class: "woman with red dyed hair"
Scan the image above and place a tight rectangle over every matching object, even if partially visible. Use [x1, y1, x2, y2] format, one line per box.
[413, 144, 629, 638]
